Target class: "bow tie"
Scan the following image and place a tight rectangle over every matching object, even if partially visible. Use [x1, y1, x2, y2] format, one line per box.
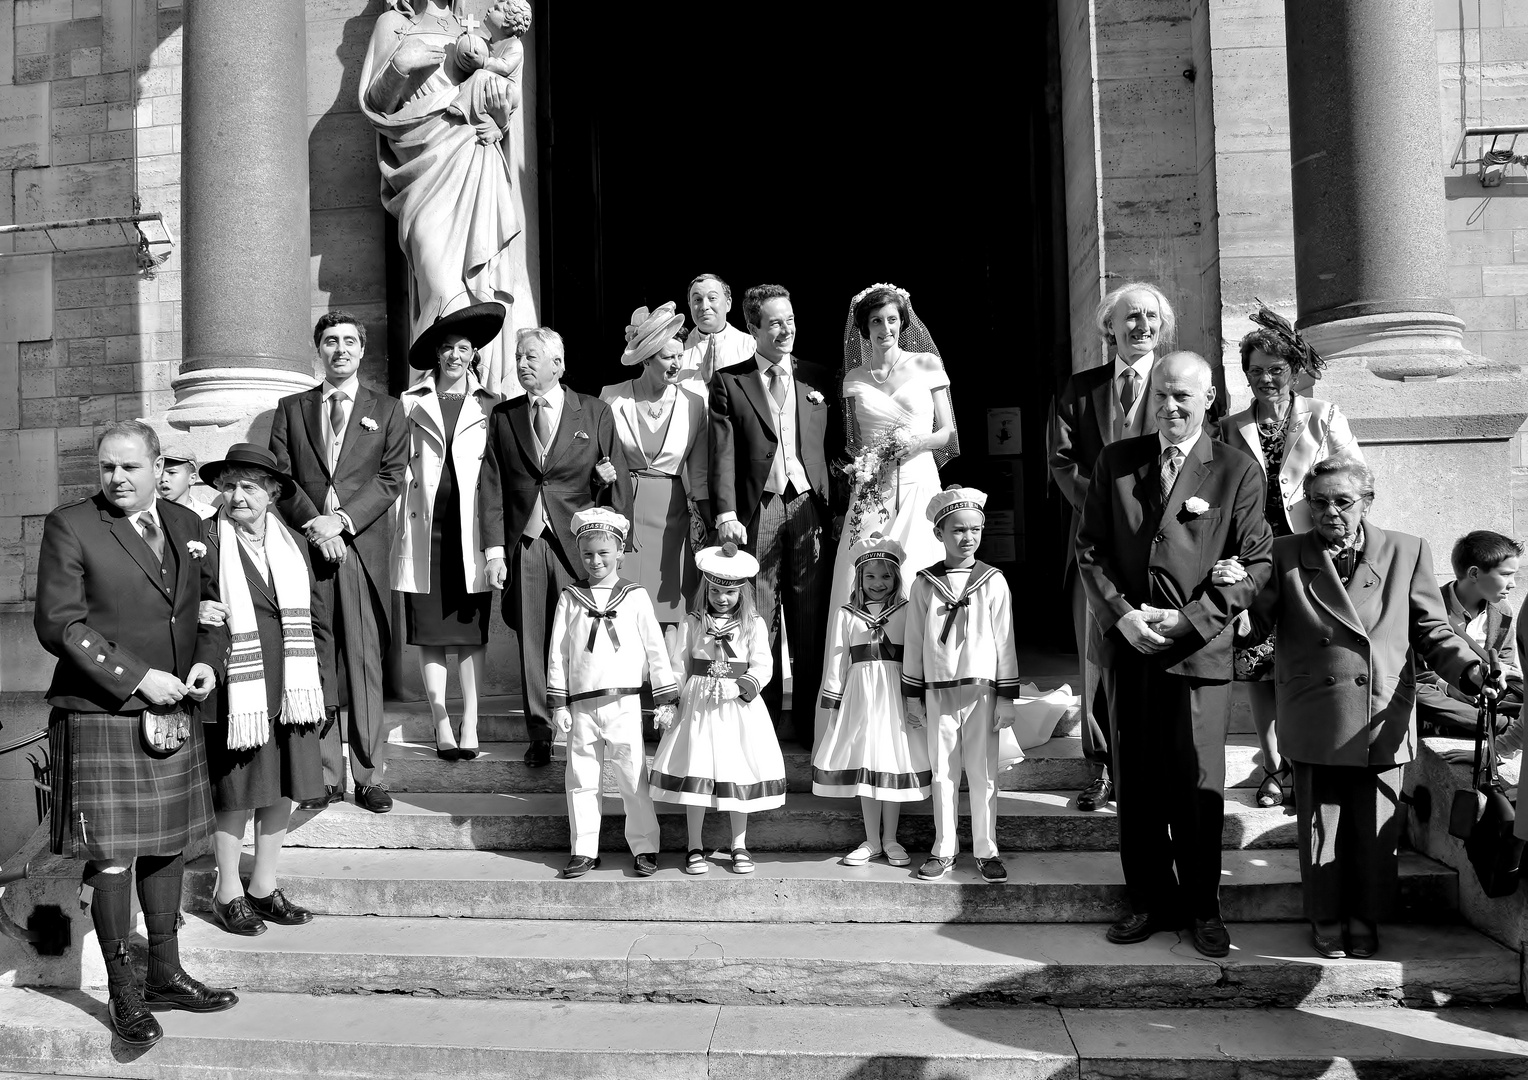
[937, 596, 970, 644]
[859, 608, 892, 642]
[584, 610, 620, 653]
[707, 624, 737, 658]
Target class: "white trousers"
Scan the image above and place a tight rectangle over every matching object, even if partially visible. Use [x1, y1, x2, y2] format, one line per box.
[926, 685, 999, 858]
[566, 695, 661, 858]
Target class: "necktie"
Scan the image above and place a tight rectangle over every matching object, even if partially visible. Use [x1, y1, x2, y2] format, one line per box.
[328, 390, 347, 467]
[767, 364, 787, 408]
[1160, 444, 1183, 502]
[138, 513, 164, 562]
[534, 396, 552, 445]
[1120, 368, 1138, 415]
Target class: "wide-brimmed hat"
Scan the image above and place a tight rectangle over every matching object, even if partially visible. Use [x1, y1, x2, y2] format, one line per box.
[408, 301, 507, 370]
[197, 443, 297, 500]
[619, 302, 686, 367]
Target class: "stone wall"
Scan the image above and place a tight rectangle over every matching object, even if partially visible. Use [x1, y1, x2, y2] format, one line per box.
[1056, 0, 1222, 373]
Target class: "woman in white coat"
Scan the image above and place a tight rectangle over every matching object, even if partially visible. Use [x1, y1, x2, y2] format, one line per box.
[393, 302, 504, 760]
[600, 303, 710, 628]
[1218, 308, 1362, 808]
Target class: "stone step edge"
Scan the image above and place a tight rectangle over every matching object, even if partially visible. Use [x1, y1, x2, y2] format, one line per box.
[2, 990, 1527, 1080]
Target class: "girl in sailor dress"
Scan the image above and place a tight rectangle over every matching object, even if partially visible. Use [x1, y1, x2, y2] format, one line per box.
[812, 535, 931, 867]
[649, 543, 786, 876]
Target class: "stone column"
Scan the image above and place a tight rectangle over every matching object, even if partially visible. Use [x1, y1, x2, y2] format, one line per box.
[165, 0, 314, 444]
[1284, 0, 1462, 376]
[1282, 0, 1528, 556]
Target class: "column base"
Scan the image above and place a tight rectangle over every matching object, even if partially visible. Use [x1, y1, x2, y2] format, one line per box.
[148, 365, 317, 460]
[1298, 311, 1492, 380]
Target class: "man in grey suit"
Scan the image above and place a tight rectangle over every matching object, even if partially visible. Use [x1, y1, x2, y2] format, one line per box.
[270, 311, 409, 813]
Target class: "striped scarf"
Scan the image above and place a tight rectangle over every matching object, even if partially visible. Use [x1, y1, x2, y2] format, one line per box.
[218, 513, 325, 750]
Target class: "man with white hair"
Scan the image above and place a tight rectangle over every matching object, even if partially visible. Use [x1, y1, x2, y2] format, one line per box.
[1076, 350, 1272, 959]
[1048, 281, 1176, 813]
[483, 327, 630, 768]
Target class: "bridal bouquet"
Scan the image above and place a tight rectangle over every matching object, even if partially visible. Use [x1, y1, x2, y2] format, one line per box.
[839, 426, 915, 544]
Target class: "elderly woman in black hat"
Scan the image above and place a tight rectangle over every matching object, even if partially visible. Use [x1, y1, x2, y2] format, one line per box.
[196, 444, 335, 936]
[599, 302, 710, 628]
[393, 302, 505, 759]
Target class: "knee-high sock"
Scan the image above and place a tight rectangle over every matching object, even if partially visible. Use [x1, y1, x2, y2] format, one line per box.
[135, 853, 185, 984]
[83, 862, 135, 994]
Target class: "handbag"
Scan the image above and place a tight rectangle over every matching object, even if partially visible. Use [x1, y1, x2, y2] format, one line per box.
[1447, 678, 1524, 898]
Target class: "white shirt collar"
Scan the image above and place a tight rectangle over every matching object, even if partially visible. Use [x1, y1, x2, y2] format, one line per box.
[134, 500, 162, 527]
[1158, 426, 1205, 458]
[755, 353, 792, 376]
[1113, 353, 1153, 382]
[322, 375, 360, 401]
[530, 382, 565, 409]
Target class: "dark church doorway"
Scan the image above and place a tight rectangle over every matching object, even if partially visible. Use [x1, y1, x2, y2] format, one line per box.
[535, 1, 1072, 645]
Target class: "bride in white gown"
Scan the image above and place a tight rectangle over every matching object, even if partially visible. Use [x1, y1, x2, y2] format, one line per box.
[814, 284, 958, 743]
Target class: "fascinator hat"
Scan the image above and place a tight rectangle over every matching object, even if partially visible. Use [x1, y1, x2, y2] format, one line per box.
[695, 543, 760, 585]
[927, 484, 987, 527]
[851, 532, 905, 569]
[571, 507, 629, 547]
[620, 302, 686, 367]
[842, 282, 960, 468]
[408, 300, 507, 371]
[1244, 301, 1328, 379]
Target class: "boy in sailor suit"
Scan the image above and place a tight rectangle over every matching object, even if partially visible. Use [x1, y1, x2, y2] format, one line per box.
[548, 508, 678, 878]
[902, 486, 1021, 883]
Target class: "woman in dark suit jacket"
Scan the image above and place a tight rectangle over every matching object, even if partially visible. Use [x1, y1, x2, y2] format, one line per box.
[1241, 457, 1489, 960]
[197, 445, 336, 937]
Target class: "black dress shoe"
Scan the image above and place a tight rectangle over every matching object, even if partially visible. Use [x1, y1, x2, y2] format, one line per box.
[524, 739, 552, 768]
[457, 747, 480, 760]
[144, 968, 238, 1013]
[634, 852, 658, 877]
[212, 894, 266, 937]
[297, 784, 343, 811]
[325, 784, 345, 805]
[1191, 917, 1232, 958]
[1077, 775, 1113, 812]
[1106, 912, 1175, 944]
[1311, 926, 1346, 959]
[353, 784, 393, 813]
[435, 746, 462, 761]
[245, 888, 313, 926]
[1345, 926, 1379, 959]
[108, 986, 163, 1047]
[563, 855, 600, 878]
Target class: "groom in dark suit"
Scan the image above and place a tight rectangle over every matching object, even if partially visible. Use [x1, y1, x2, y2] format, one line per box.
[482, 326, 630, 768]
[269, 311, 409, 813]
[709, 284, 839, 747]
[1075, 351, 1272, 958]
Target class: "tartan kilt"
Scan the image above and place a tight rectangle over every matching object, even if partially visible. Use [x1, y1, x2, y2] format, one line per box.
[49, 707, 214, 860]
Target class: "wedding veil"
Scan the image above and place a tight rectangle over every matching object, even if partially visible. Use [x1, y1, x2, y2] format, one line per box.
[841, 286, 960, 469]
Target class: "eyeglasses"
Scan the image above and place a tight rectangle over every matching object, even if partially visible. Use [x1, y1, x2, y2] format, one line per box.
[1247, 365, 1290, 380]
[1307, 496, 1366, 513]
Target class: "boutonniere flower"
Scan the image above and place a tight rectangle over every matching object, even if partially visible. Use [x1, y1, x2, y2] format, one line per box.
[805, 389, 825, 405]
[359, 416, 378, 432]
[186, 540, 207, 559]
[573, 430, 589, 439]
[1183, 497, 1211, 516]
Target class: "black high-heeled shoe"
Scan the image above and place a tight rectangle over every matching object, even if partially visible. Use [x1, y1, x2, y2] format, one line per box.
[434, 719, 461, 761]
[456, 746, 479, 760]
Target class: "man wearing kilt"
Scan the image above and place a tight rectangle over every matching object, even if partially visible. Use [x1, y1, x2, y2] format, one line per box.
[34, 420, 237, 1047]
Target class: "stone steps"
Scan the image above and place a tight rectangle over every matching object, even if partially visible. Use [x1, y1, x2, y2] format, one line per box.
[171, 914, 1518, 1009]
[3, 988, 1527, 1080]
[181, 847, 1457, 924]
[269, 788, 1297, 852]
[383, 734, 1275, 794]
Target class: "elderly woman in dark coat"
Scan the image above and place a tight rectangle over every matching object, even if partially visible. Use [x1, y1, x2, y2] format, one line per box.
[197, 445, 336, 937]
[1237, 457, 1497, 960]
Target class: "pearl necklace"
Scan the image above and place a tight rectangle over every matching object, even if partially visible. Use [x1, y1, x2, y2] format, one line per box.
[869, 353, 902, 385]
